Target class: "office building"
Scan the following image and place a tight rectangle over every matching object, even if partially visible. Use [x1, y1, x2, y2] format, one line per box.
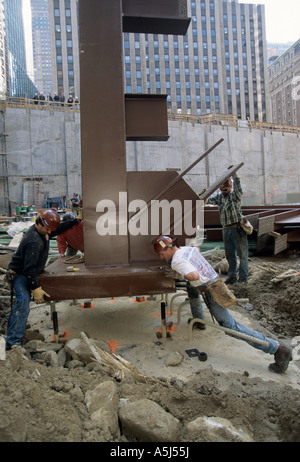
[268, 39, 300, 127]
[47, 0, 79, 99]
[4, 0, 37, 97]
[0, 0, 6, 99]
[31, 0, 52, 96]
[124, 0, 270, 121]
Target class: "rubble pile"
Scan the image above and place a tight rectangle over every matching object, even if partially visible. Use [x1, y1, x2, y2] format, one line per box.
[1, 334, 300, 443]
[0, 250, 300, 442]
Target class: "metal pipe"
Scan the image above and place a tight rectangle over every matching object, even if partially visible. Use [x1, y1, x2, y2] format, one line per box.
[161, 301, 167, 338]
[188, 317, 270, 347]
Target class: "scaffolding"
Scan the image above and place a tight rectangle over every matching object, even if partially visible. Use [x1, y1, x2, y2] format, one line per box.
[0, 101, 10, 216]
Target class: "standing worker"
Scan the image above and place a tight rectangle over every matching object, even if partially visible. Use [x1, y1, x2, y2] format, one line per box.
[153, 235, 292, 374]
[5, 210, 79, 350]
[206, 168, 249, 285]
[69, 193, 80, 216]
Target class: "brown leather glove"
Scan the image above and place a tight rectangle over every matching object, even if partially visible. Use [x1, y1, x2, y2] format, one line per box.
[32, 287, 50, 304]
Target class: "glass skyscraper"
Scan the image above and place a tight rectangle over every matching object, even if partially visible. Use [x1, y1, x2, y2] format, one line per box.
[5, 0, 37, 97]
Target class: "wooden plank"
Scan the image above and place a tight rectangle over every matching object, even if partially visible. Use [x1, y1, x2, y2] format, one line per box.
[257, 215, 275, 236]
[274, 234, 288, 255]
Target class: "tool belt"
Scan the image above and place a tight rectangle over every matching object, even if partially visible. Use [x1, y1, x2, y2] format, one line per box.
[207, 278, 236, 308]
[198, 278, 236, 308]
[223, 222, 239, 229]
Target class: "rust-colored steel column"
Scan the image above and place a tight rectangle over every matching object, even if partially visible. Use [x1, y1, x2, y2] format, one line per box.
[79, 0, 129, 266]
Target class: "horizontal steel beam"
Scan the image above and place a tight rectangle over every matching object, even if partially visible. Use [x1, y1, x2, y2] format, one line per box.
[38, 259, 175, 301]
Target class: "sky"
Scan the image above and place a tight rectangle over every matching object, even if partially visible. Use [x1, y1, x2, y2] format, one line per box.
[244, 0, 300, 44]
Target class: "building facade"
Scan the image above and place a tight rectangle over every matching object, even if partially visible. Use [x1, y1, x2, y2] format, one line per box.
[2, 1, 270, 118]
[268, 39, 300, 127]
[43, 0, 269, 121]
[4, 0, 37, 98]
[31, 0, 52, 97]
[47, 0, 79, 100]
[124, 0, 270, 122]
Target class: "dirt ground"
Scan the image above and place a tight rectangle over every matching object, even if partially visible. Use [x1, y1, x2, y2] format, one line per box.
[0, 247, 300, 443]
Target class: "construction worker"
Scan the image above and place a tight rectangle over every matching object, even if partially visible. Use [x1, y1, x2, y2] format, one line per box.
[5, 210, 79, 350]
[57, 212, 84, 258]
[206, 168, 248, 285]
[70, 193, 80, 216]
[153, 235, 292, 374]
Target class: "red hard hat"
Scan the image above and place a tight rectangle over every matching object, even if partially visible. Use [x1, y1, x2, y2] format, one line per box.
[153, 235, 175, 253]
[40, 210, 60, 231]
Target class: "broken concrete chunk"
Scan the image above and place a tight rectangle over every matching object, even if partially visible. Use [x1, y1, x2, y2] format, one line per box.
[183, 416, 253, 442]
[165, 351, 183, 367]
[118, 398, 180, 442]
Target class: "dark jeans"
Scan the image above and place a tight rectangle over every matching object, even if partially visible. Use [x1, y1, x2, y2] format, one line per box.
[6, 275, 31, 349]
[223, 227, 249, 281]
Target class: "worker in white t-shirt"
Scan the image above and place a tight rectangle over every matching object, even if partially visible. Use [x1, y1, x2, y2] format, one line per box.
[153, 235, 292, 374]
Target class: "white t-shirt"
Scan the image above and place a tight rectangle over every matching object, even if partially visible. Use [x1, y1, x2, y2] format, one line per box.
[171, 246, 218, 287]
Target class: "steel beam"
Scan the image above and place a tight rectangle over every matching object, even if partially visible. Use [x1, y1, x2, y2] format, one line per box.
[122, 0, 190, 34]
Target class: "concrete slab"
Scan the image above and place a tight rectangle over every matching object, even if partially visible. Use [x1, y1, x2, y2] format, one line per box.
[28, 292, 300, 390]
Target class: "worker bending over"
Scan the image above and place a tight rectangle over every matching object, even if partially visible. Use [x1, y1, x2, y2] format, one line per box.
[153, 235, 292, 374]
[5, 210, 80, 350]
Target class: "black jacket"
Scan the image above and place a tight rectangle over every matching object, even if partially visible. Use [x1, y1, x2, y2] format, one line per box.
[9, 218, 79, 290]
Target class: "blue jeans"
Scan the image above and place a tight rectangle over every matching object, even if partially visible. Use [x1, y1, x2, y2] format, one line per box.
[6, 275, 31, 349]
[187, 285, 279, 355]
[223, 227, 248, 281]
[187, 283, 204, 319]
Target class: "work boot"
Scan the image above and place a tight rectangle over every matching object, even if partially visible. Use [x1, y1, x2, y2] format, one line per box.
[235, 279, 247, 285]
[269, 345, 292, 373]
[188, 318, 206, 330]
[224, 276, 237, 285]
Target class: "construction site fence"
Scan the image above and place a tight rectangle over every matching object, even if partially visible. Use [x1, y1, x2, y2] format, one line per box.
[0, 97, 299, 135]
[167, 112, 300, 135]
[0, 96, 80, 112]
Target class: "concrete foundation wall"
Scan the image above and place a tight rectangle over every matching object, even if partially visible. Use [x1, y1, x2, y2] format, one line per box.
[3, 107, 300, 214]
[4, 108, 81, 212]
[126, 122, 300, 206]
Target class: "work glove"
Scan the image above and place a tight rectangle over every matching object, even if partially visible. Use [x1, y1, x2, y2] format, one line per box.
[164, 267, 184, 280]
[32, 286, 50, 304]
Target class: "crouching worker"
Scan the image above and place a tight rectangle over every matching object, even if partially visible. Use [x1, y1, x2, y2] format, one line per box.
[153, 235, 292, 374]
[5, 210, 79, 350]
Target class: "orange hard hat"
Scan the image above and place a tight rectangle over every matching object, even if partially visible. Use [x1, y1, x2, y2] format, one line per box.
[153, 235, 175, 253]
[40, 210, 60, 231]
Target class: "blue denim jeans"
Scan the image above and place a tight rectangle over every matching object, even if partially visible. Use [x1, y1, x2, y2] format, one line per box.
[187, 283, 204, 319]
[187, 285, 279, 355]
[6, 275, 31, 349]
[223, 227, 248, 281]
